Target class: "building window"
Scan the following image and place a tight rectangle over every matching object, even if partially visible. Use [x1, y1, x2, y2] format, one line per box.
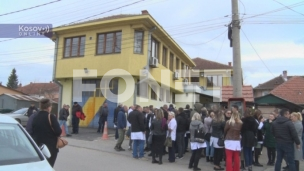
[262, 91, 269, 96]
[137, 82, 148, 98]
[150, 85, 157, 100]
[169, 53, 174, 72]
[166, 89, 170, 103]
[172, 92, 175, 104]
[162, 47, 167, 67]
[159, 88, 164, 101]
[64, 36, 85, 57]
[181, 62, 185, 77]
[176, 58, 180, 71]
[207, 75, 223, 87]
[151, 37, 159, 61]
[134, 31, 144, 54]
[97, 31, 122, 54]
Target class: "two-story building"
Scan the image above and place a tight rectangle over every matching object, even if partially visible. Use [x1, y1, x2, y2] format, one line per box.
[51, 10, 195, 128]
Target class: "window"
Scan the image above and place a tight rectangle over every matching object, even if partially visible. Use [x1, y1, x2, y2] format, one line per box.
[207, 75, 223, 87]
[262, 91, 269, 96]
[159, 88, 164, 101]
[134, 31, 144, 53]
[151, 37, 159, 61]
[97, 31, 122, 54]
[150, 85, 157, 100]
[162, 47, 167, 67]
[172, 92, 175, 104]
[137, 82, 148, 98]
[169, 53, 174, 71]
[166, 89, 170, 103]
[176, 58, 180, 71]
[181, 62, 185, 77]
[64, 36, 85, 57]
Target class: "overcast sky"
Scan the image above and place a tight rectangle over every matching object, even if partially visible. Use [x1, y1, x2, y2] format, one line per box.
[0, 0, 303, 87]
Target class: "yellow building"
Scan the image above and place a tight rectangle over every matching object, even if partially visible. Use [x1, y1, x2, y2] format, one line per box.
[51, 10, 196, 128]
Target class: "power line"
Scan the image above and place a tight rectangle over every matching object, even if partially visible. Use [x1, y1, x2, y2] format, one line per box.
[272, 0, 304, 17]
[0, 0, 62, 17]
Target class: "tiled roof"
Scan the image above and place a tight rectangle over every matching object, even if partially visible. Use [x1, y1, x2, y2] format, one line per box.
[221, 85, 254, 102]
[192, 57, 232, 70]
[0, 85, 27, 95]
[17, 82, 59, 95]
[254, 76, 287, 90]
[270, 76, 304, 105]
[3, 93, 57, 103]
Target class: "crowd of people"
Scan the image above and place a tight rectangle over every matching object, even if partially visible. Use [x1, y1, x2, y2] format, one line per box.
[106, 103, 304, 171]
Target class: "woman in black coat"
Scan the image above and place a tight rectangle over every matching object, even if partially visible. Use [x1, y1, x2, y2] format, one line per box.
[241, 109, 258, 171]
[32, 98, 62, 167]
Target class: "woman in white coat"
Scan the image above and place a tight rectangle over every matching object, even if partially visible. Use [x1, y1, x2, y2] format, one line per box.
[167, 111, 177, 163]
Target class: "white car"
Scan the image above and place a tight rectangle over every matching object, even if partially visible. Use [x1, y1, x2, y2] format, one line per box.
[4, 108, 29, 127]
[0, 115, 54, 171]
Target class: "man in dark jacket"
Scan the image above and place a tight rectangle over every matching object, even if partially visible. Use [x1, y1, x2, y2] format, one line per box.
[272, 108, 301, 171]
[176, 107, 188, 159]
[97, 102, 108, 134]
[59, 104, 71, 137]
[184, 104, 191, 153]
[113, 103, 122, 140]
[115, 105, 128, 151]
[127, 105, 147, 160]
[145, 105, 154, 152]
[72, 102, 82, 134]
[27, 103, 38, 117]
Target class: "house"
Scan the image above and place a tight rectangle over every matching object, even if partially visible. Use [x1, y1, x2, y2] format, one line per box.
[255, 76, 304, 114]
[0, 84, 27, 96]
[221, 85, 254, 107]
[51, 10, 196, 128]
[17, 82, 59, 102]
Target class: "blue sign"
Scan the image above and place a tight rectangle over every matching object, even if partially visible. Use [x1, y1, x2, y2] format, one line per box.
[0, 24, 53, 38]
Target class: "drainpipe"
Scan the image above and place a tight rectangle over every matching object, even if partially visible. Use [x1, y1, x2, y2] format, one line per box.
[133, 27, 157, 105]
[52, 32, 63, 117]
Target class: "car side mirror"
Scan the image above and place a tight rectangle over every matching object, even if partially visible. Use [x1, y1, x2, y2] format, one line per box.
[25, 113, 28, 116]
[40, 144, 51, 159]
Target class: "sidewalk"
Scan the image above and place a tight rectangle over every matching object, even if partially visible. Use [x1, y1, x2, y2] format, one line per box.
[63, 127, 304, 171]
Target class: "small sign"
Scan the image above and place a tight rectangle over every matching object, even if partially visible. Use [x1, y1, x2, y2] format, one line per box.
[0, 24, 53, 38]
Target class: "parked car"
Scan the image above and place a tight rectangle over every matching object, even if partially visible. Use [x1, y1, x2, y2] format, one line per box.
[5, 108, 29, 127]
[0, 109, 14, 114]
[0, 115, 54, 171]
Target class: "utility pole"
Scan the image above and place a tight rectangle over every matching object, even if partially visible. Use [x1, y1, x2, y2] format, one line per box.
[231, 0, 242, 97]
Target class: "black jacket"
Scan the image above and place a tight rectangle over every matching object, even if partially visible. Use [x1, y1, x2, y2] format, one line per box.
[113, 106, 121, 124]
[146, 112, 154, 130]
[27, 106, 38, 117]
[98, 106, 108, 119]
[32, 111, 62, 154]
[72, 104, 82, 116]
[272, 116, 300, 145]
[128, 110, 145, 132]
[211, 120, 225, 138]
[59, 108, 69, 121]
[241, 116, 258, 147]
[150, 119, 167, 135]
[176, 112, 188, 133]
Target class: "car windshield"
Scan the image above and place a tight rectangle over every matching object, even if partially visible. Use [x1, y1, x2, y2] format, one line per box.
[0, 123, 42, 165]
[11, 108, 27, 114]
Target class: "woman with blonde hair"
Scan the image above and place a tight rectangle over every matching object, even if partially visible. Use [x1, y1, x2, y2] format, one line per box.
[224, 105, 243, 171]
[290, 112, 303, 171]
[167, 111, 177, 163]
[188, 112, 206, 171]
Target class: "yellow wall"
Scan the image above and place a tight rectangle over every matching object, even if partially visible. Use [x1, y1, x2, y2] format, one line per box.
[60, 79, 73, 126]
[0, 86, 24, 95]
[198, 70, 233, 90]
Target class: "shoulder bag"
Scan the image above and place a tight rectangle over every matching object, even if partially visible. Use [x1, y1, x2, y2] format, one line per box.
[204, 124, 211, 141]
[217, 134, 225, 147]
[194, 125, 205, 143]
[48, 114, 68, 149]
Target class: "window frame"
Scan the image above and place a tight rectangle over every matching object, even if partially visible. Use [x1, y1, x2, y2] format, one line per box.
[176, 58, 180, 71]
[96, 31, 122, 55]
[64, 36, 86, 58]
[169, 53, 174, 72]
[150, 37, 159, 61]
[162, 47, 167, 67]
[134, 30, 144, 54]
[150, 84, 157, 100]
[166, 89, 171, 103]
[206, 75, 223, 87]
[159, 88, 164, 101]
[137, 81, 148, 98]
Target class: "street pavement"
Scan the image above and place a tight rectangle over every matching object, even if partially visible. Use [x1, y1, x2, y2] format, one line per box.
[54, 127, 304, 171]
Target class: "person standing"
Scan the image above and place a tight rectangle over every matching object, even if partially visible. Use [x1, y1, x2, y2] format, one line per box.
[150, 109, 167, 164]
[32, 98, 61, 167]
[114, 103, 122, 140]
[128, 105, 147, 160]
[97, 102, 108, 134]
[72, 102, 82, 134]
[272, 108, 301, 171]
[59, 104, 71, 137]
[253, 110, 264, 167]
[224, 107, 243, 171]
[167, 111, 177, 163]
[188, 113, 206, 171]
[184, 104, 191, 153]
[301, 109, 304, 160]
[27, 103, 38, 118]
[127, 105, 134, 151]
[176, 107, 188, 159]
[115, 105, 128, 151]
[204, 111, 214, 163]
[290, 112, 303, 171]
[263, 113, 276, 166]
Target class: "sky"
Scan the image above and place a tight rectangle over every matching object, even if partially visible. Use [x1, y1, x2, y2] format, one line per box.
[0, 0, 303, 87]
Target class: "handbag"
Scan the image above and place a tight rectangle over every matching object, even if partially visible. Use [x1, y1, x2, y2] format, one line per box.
[194, 125, 205, 143]
[148, 131, 153, 145]
[164, 136, 172, 147]
[48, 114, 68, 149]
[217, 135, 225, 147]
[204, 125, 211, 141]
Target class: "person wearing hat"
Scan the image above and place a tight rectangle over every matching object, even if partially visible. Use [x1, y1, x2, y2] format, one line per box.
[72, 102, 83, 134]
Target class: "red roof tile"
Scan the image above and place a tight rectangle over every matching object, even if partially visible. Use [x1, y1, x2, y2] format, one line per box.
[17, 82, 59, 95]
[192, 57, 232, 70]
[270, 76, 304, 105]
[221, 86, 254, 102]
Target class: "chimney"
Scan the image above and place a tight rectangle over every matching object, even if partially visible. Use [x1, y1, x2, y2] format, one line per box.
[282, 70, 287, 81]
[228, 62, 232, 66]
[141, 10, 149, 15]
